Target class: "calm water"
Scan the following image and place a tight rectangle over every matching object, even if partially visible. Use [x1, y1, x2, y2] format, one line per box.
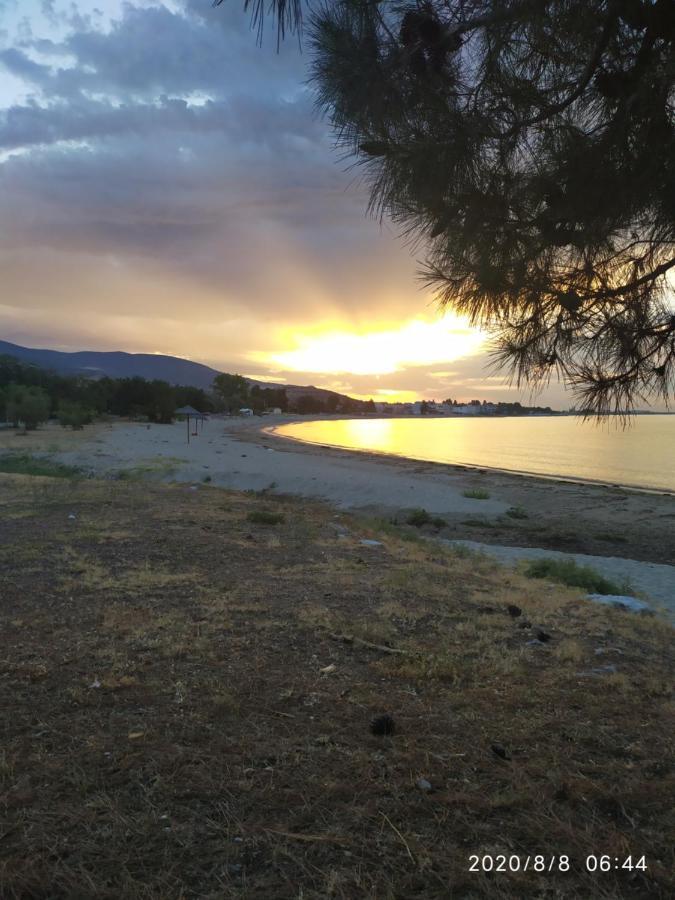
[274, 415, 675, 493]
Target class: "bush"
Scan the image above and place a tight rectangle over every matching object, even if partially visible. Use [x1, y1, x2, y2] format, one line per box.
[57, 401, 94, 430]
[505, 505, 528, 519]
[462, 488, 491, 500]
[247, 510, 285, 525]
[5, 385, 50, 432]
[523, 558, 630, 596]
[0, 454, 82, 478]
[406, 508, 432, 527]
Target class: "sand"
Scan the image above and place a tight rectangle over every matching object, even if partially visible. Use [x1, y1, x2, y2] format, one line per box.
[11, 415, 675, 616]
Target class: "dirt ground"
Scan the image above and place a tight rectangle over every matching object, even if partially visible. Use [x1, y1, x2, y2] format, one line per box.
[0, 474, 673, 899]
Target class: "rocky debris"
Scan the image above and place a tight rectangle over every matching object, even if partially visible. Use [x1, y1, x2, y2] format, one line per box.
[490, 743, 511, 761]
[371, 714, 395, 736]
[416, 777, 432, 792]
[577, 664, 619, 677]
[587, 594, 650, 613]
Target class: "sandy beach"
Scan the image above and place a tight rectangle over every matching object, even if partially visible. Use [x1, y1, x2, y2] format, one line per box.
[13, 414, 670, 614]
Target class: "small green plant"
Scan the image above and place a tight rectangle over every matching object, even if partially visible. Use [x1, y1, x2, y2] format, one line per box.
[202, 475, 212, 483]
[431, 516, 447, 529]
[505, 505, 528, 519]
[595, 531, 628, 543]
[462, 488, 491, 500]
[0, 454, 82, 479]
[461, 518, 496, 528]
[523, 557, 631, 596]
[406, 508, 432, 527]
[247, 510, 285, 525]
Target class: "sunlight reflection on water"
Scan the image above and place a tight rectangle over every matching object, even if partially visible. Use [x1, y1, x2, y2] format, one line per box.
[274, 415, 675, 493]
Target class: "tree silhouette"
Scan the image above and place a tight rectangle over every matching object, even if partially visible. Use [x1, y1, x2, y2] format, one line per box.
[225, 0, 675, 415]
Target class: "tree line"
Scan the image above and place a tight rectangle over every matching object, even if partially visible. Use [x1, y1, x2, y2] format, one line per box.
[0, 355, 375, 431]
[0, 355, 215, 430]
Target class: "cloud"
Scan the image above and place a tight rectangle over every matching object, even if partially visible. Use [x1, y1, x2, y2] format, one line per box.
[0, 1, 569, 406]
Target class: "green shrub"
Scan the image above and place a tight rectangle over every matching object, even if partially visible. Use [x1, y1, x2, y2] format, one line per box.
[406, 508, 432, 527]
[0, 454, 82, 478]
[5, 385, 50, 432]
[247, 510, 285, 525]
[57, 401, 94, 430]
[523, 557, 630, 596]
[462, 488, 490, 500]
[505, 505, 528, 519]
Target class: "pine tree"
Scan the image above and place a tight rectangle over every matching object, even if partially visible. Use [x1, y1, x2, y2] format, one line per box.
[226, 0, 675, 415]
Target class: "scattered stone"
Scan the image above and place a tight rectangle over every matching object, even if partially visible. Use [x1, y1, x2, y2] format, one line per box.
[536, 630, 552, 643]
[360, 539, 383, 547]
[416, 777, 432, 792]
[371, 714, 395, 736]
[67, 513, 76, 520]
[577, 664, 618, 677]
[128, 731, 145, 740]
[89, 678, 101, 689]
[490, 743, 511, 761]
[587, 594, 650, 613]
[507, 604, 522, 618]
[329, 523, 350, 536]
[319, 664, 336, 675]
[594, 647, 624, 655]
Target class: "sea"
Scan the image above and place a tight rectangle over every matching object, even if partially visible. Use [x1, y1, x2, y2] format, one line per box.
[273, 414, 675, 493]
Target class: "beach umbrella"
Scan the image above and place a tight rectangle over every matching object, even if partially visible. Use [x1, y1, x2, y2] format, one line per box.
[174, 406, 204, 444]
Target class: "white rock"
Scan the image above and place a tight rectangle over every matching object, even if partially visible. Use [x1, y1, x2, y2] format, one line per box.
[587, 594, 650, 613]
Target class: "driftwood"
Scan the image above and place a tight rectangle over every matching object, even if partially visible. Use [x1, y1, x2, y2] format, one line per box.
[329, 632, 409, 655]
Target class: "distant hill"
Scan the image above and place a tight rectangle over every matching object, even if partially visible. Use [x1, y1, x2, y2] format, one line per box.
[0, 340, 361, 407]
[0, 340, 221, 390]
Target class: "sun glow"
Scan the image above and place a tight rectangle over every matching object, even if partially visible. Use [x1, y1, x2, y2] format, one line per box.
[255, 315, 485, 376]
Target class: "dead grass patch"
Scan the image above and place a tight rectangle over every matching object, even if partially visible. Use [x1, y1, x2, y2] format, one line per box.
[0, 477, 672, 899]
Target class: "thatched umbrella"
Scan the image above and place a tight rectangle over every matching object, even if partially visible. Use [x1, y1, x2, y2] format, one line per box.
[174, 405, 206, 444]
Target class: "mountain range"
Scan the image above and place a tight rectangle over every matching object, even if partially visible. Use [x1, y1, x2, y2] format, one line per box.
[0, 339, 357, 406]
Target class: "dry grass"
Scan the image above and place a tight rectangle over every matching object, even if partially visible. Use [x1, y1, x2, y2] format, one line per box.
[0, 419, 104, 453]
[0, 474, 673, 899]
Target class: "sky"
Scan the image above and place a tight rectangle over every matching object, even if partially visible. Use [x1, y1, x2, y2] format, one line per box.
[0, 0, 570, 406]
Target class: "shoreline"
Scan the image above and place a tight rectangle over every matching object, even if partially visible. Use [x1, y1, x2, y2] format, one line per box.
[262, 419, 675, 498]
[2, 416, 674, 610]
